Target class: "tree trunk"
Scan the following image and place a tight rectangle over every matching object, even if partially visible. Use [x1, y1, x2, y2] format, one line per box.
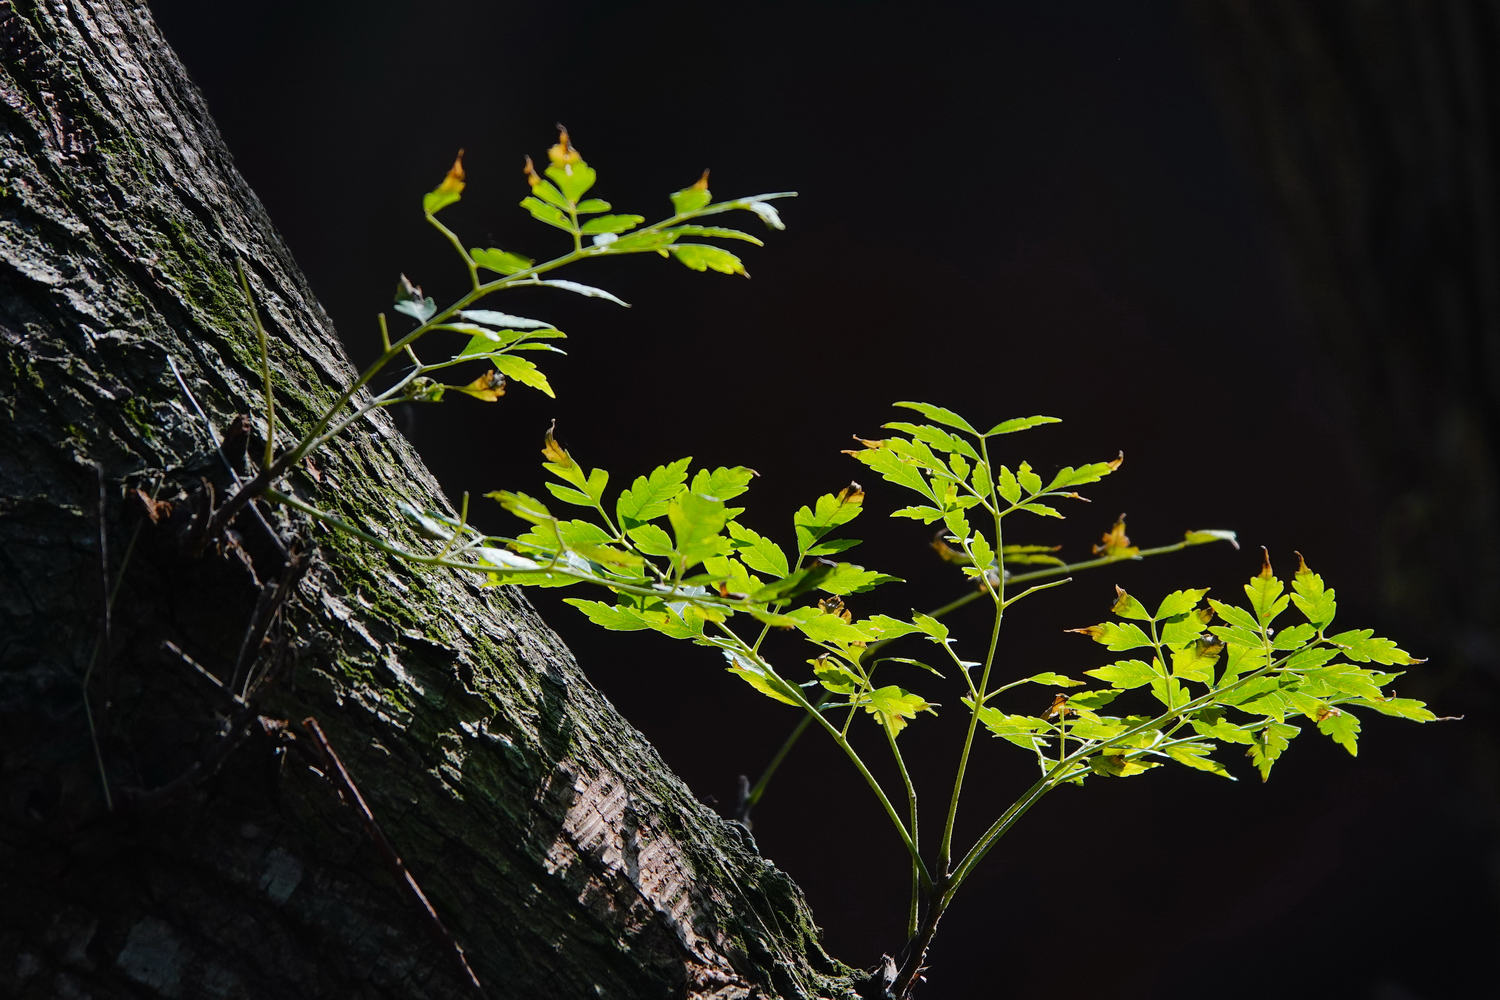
[0, 2, 856, 997]
[1187, 1, 1500, 681]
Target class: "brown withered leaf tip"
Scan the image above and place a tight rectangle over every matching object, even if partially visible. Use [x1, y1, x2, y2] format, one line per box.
[459, 370, 505, 402]
[692, 169, 710, 191]
[548, 125, 581, 166]
[437, 150, 465, 194]
[837, 482, 865, 505]
[1259, 546, 1274, 578]
[1045, 693, 1073, 719]
[818, 596, 852, 622]
[541, 421, 571, 466]
[133, 488, 172, 524]
[1092, 515, 1136, 557]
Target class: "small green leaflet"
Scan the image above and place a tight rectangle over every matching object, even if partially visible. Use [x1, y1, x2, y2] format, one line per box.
[848, 447, 934, 501]
[1165, 744, 1235, 780]
[911, 612, 950, 644]
[796, 612, 874, 645]
[491, 354, 554, 397]
[626, 523, 676, 557]
[576, 198, 611, 213]
[1085, 658, 1157, 689]
[1245, 563, 1290, 625]
[1091, 752, 1158, 778]
[1069, 621, 1153, 651]
[580, 214, 645, 235]
[793, 488, 864, 552]
[1207, 600, 1261, 634]
[813, 658, 860, 694]
[1291, 555, 1337, 628]
[691, 466, 757, 502]
[544, 160, 596, 202]
[891, 401, 979, 435]
[470, 248, 534, 274]
[748, 562, 835, 602]
[668, 491, 730, 566]
[394, 296, 436, 323]
[865, 685, 934, 736]
[1155, 589, 1209, 621]
[617, 459, 691, 525]
[1017, 462, 1042, 496]
[672, 245, 747, 275]
[973, 705, 1050, 753]
[1185, 529, 1238, 547]
[881, 422, 982, 461]
[534, 280, 630, 307]
[1066, 689, 1119, 711]
[1110, 588, 1152, 621]
[860, 615, 925, 641]
[459, 310, 557, 330]
[1316, 708, 1360, 755]
[1352, 697, 1437, 722]
[670, 180, 713, 215]
[723, 650, 799, 706]
[983, 415, 1061, 436]
[726, 521, 788, 577]
[1325, 629, 1422, 665]
[806, 537, 862, 556]
[565, 599, 651, 631]
[521, 196, 572, 230]
[1249, 722, 1300, 781]
[817, 562, 902, 596]
[666, 224, 764, 245]
[1044, 458, 1121, 492]
[1020, 672, 1086, 688]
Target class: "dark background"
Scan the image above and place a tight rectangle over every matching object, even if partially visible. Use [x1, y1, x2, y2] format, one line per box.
[145, 2, 1498, 997]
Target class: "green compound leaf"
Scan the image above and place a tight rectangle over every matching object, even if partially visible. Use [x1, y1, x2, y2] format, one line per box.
[1249, 721, 1300, 781]
[470, 247, 534, 275]
[1085, 658, 1158, 689]
[983, 415, 1062, 436]
[865, 685, 934, 736]
[891, 401, 979, 435]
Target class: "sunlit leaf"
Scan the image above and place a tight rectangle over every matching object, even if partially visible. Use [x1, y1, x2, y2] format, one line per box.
[865, 685, 934, 736]
[670, 170, 713, 215]
[580, 214, 645, 235]
[1084, 658, 1157, 689]
[891, 401, 978, 435]
[470, 247, 535, 275]
[534, 279, 630, 307]
[983, 415, 1062, 436]
[423, 150, 465, 214]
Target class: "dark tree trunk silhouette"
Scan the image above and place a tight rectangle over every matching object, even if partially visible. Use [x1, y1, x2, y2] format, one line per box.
[0, 2, 855, 997]
[1188, 1, 1500, 683]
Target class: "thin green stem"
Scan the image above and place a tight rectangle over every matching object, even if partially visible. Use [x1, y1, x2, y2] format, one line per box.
[884, 722, 921, 939]
[426, 213, 480, 290]
[720, 630, 932, 890]
[936, 436, 1005, 874]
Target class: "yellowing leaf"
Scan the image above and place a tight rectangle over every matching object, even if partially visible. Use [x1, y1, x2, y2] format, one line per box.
[423, 149, 465, 215]
[1093, 516, 1140, 560]
[864, 685, 934, 736]
[456, 369, 504, 401]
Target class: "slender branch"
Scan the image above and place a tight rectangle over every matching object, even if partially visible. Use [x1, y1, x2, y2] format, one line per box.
[885, 722, 922, 940]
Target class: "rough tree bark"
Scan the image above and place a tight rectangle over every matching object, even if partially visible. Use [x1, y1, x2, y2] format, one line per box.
[0, 2, 857, 997]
